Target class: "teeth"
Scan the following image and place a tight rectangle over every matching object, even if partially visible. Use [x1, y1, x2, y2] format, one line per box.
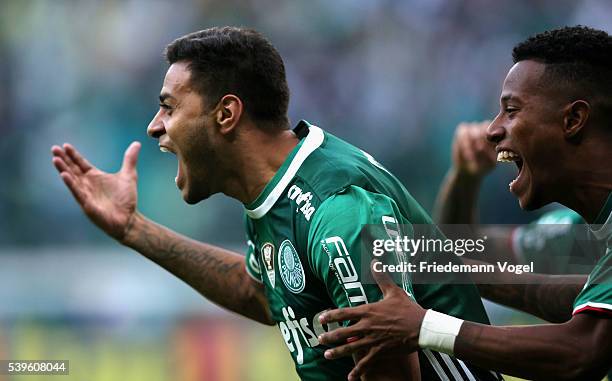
[497, 150, 519, 162]
[160, 146, 170, 153]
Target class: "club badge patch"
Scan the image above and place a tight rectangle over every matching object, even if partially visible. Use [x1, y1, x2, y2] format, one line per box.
[261, 242, 275, 288]
[278, 240, 306, 293]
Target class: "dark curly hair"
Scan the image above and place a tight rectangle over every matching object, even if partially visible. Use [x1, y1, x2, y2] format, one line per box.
[165, 27, 290, 128]
[512, 26, 612, 104]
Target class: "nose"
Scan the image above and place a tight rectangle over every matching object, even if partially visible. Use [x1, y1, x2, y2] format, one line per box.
[486, 114, 505, 144]
[147, 111, 165, 139]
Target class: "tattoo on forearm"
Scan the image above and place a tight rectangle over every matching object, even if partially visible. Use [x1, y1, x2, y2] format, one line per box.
[138, 220, 240, 288]
[125, 216, 271, 324]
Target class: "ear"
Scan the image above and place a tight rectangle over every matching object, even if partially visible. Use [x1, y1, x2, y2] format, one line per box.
[214, 94, 243, 135]
[563, 100, 590, 139]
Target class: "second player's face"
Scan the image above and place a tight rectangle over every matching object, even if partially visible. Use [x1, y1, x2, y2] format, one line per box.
[487, 60, 568, 210]
[147, 61, 219, 204]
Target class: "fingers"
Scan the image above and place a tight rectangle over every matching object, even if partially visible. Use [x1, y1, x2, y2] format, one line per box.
[319, 305, 366, 325]
[323, 335, 376, 360]
[64, 143, 93, 173]
[319, 323, 362, 346]
[348, 347, 379, 381]
[458, 125, 478, 171]
[52, 156, 70, 174]
[59, 171, 86, 205]
[51, 144, 87, 205]
[51, 145, 81, 175]
[453, 121, 497, 175]
[121, 141, 141, 175]
[370, 260, 398, 297]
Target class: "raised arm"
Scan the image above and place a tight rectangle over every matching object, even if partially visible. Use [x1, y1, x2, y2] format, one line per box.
[51, 142, 273, 325]
[434, 121, 495, 225]
[432, 121, 516, 263]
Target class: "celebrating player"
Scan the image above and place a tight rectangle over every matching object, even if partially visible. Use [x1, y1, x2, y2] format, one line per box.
[318, 26, 612, 381]
[435, 120, 602, 324]
[438, 118, 610, 379]
[51, 27, 500, 380]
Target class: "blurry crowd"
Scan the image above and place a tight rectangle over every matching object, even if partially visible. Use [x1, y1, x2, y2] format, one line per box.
[1, 0, 611, 246]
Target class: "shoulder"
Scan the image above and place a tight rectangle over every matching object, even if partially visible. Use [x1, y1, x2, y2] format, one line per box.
[307, 186, 400, 242]
[536, 209, 584, 224]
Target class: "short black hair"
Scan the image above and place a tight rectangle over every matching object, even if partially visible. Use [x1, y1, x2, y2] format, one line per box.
[512, 26, 612, 104]
[165, 27, 290, 128]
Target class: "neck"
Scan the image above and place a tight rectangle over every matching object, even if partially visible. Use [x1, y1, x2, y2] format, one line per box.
[556, 138, 611, 223]
[559, 186, 610, 224]
[221, 124, 299, 204]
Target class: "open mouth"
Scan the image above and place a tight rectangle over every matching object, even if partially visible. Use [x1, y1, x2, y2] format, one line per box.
[159, 144, 184, 189]
[497, 149, 524, 191]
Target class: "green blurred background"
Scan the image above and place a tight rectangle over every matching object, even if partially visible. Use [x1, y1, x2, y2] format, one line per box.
[1, 0, 611, 380]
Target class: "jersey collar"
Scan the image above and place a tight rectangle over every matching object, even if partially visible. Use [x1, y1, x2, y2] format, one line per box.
[591, 192, 612, 241]
[244, 120, 324, 219]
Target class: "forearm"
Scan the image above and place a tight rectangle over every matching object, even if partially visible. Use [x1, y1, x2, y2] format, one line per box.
[479, 280, 584, 323]
[454, 321, 606, 381]
[434, 169, 483, 226]
[472, 264, 584, 322]
[122, 212, 273, 325]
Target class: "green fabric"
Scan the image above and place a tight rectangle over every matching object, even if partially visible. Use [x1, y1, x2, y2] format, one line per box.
[573, 193, 612, 316]
[244, 120, 490, 380]
[512, 209, 603, 274]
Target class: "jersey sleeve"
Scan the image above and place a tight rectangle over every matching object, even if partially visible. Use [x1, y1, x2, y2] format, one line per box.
[573, 247, 612, 316]
[511, 210, 596, 274]
[306, 185, 414, 310]
[244, 216, 263, 283]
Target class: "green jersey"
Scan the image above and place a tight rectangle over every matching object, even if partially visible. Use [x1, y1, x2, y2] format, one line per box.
[573, 193, 612, 316]
[244, 121, 499, 380]
[512, 209, 604, 274]
[513, 206, 612, 379]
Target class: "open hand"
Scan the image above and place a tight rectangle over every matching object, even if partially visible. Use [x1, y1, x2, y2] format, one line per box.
[51, 142, 141, 242]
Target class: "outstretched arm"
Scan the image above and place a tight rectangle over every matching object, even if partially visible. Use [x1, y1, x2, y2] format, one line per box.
[318, 269, 612, 381]
[51, 143, 273, 325]
[462, 258, 586, 323]
[122, 212, 272, 324]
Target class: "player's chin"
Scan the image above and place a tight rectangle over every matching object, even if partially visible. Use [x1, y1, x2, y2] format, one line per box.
[181, 183, 210, 205]
[518, 184, 548, 211]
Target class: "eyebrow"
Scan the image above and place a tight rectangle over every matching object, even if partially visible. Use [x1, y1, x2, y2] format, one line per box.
[159, 93, 176, 103]
[500, 94, 522, 104]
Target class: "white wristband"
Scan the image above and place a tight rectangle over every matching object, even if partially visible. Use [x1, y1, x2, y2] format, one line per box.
[418, 309, 464, 355]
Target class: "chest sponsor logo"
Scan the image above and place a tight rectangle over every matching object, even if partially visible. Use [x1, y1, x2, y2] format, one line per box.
[287, 184, 316, 221]
[279, 240, 306, 293]
[278, 306, 340, 365]
[262, 242, 275, 288]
